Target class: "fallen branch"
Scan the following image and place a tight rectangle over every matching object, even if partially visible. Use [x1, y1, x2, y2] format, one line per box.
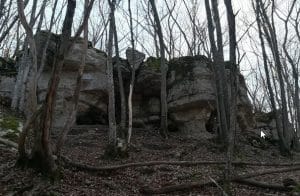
[61, 155, 300, 172]
[209, 176, 228, 196]
[140, 166, 300, 194]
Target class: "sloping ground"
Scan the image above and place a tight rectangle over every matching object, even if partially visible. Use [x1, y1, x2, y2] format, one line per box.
[0, 125, 300, 195]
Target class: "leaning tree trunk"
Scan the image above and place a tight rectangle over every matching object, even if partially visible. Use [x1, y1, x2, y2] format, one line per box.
[32, 0, 77, 173]
[55, 0, 90, 155]
[13, 0, 37, 117]
[17, 0, 77, 175]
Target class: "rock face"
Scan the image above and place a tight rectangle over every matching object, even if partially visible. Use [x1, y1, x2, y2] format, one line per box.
[0, 58, 17, 106]
[0, 76, 15, 106]
[254, 111, 295, 146]
[35, 31, 108, 128]
[1, 32, 254, 138]
[167, 56, 215, 137]
[132, 57, 162, 127]
[167, 56, 253, 137]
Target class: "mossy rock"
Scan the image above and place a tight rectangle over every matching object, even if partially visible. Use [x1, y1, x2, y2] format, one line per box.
[168, 55, 209, 83]
[145, 57, 161, 71]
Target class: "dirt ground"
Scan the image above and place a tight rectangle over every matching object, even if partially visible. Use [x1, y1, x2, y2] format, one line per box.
[1, 124, 300, 196]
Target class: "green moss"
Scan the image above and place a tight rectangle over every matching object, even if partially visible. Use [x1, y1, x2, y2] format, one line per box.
[0, 115, 21, 142]
[146, 57, 161, 71]
[3, 131, 19, 142]
[0, 116, 19, 131]
[168, 55, 209, 87]
[293, 183, 300, 193]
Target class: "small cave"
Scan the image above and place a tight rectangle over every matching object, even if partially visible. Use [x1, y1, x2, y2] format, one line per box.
[76, 106, 108, 125]
[205, 109, 218, 133]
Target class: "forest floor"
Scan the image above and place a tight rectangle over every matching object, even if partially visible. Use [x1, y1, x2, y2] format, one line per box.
[0, 108, 300, 195]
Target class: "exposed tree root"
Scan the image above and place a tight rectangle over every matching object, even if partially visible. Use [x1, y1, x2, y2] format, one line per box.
[61, 155, 300, 172]
[235, 179, 293, 191]
[140, 166, 300, 194]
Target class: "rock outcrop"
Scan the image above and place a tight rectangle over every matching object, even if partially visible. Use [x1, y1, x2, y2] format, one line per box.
[0, 31, 254, 138]
[166, 56, 253, 137]
[35, 31, 108, 128]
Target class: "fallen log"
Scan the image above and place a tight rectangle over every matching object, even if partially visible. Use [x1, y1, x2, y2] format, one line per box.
[61, 155, 300, 172]
[140, 166, 300, 194]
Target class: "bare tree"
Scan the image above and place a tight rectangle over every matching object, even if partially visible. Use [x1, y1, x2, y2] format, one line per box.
[149, 0, 168, 138]
[105, 0, 117, 154]
[16, 0, 38, 117]
[112, 1, 126, 132]
[224, 0, 237, 189]
[55, 0, 94, 154]
[253, 0, 290, 155]
[205, 0, 229, 144]
[17, 0, 94, 174]
[280, 0, 300, 151]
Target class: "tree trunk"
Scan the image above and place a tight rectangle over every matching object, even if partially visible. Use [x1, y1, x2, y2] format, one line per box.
[127, 0, 135, 144]
[281, 0, 300, 151]
[106, 0, 117, 151]
[149, 0, 168, 138]
[254, 0, 290, 155]
[55, 0, 90, 155]
[210, 0, 229, 145]
[112, 10, 126, 131]
[16, 0, 77, 175]
[14, 0, 38, 118]
[224, 0, 237, 190]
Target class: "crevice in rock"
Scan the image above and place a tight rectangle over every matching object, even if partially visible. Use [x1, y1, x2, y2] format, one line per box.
[205, 109, 217, 134]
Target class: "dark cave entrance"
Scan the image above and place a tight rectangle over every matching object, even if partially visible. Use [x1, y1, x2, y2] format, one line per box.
[76, 106, 108, 125]
[205, 109, 218, 133]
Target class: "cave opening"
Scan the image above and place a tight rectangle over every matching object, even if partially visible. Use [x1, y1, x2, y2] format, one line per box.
[205, 109, 217, 133]
[76, 106, 107, 125]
